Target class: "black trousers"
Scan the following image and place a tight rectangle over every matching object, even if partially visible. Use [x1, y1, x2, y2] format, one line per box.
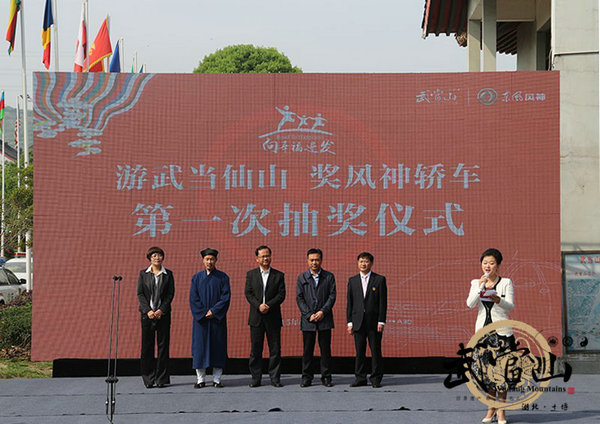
[249, 323, 282, 383]
[140, 313, 171, 387]
[301, 329, 332, 381]
[353, 326, 383, 384]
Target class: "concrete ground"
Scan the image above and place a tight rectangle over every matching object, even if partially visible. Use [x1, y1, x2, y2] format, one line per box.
[0, 374, 598, 424]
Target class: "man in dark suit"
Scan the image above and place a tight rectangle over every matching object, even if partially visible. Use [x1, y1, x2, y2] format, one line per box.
[296, 248, 336, 387]
[346, 252, 387, 388]
[244, 245, 286, 388]
[137, 246, 175, 389]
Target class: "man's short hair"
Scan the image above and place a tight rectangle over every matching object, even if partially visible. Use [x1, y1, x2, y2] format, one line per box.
[357, 252, 374, 262]
[306, 248, 323, 259]
[255, 245, 272, 256]
[146, 246, 164, 260]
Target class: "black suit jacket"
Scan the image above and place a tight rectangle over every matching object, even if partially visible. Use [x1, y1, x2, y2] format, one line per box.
[137, 268, 175, 315]
[245, 267, 286, 328]
[296, 269, 336, 331]
[346, 272, 387, 332]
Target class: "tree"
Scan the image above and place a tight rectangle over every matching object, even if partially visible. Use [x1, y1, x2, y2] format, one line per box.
[193, 45, 302, 74]
[3, 161, 32, 255]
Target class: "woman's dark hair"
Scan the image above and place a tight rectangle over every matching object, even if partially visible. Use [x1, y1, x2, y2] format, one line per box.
[480, 248, 502, 265]
[146, 246, 165, 260]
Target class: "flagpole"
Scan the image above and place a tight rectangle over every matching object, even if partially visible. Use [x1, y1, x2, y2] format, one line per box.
[52, 0, 59, 71]
[85, 0, 89, 72]
[18, 2, 32, 290]
[1, 111, 5, 258]
[105, 15, 111, 73]
[15, 95, 21, 252]
[119, 38, 123, 73]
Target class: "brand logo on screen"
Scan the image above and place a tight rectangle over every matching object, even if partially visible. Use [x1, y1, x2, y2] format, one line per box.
[258, 106, 336, 155]
[477, 88, 498, 105]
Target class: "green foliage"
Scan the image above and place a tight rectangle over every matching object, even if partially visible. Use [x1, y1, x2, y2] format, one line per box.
[3, 161, 33, 254]
[194, 44, 302, 74]
[0, 301, 32, 356]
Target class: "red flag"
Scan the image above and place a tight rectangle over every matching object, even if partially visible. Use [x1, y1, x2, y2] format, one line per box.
[88, 17, 112, 73]
[73, 3, 87, 71]
[42, 0, 54, 69]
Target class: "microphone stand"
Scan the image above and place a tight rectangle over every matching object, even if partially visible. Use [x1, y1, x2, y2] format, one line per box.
[105, 275, 122, 423]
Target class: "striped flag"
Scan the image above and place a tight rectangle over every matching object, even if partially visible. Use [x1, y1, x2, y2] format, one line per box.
[6, 0, 21, 54]
[73, 4, 87, 72]
[42, 0, 54, 69]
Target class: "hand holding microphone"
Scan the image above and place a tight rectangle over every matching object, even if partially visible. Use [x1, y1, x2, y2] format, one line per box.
[479, 272, 490, 290]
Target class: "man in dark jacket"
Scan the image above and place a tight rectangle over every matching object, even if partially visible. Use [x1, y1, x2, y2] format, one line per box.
[245, 245, 286, 387]
[296, 248, 336, 387]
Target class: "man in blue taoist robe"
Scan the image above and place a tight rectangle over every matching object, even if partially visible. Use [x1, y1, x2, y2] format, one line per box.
[189, 248, 231, 388]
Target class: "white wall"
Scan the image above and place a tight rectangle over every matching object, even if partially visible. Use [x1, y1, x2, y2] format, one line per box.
[553, 0, 599, 250]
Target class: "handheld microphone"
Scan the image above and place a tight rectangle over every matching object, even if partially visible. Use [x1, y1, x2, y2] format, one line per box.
[480, 273, 490, 290]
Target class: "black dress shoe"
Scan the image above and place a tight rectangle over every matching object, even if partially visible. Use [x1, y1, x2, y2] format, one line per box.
[271, 381, 283, 388]
[193, 382, 205, 389]
[321, 378, 334, 387]
[249, 381, 261, 388]
[350, 380, 367, 387]
[300, 380, 312, 387]
[371, 382, 382, 388]
[213, 382, 225, 388]
[145, 383, 155, 389]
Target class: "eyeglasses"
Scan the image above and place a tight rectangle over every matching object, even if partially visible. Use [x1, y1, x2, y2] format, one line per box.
[258, 255, 271, 259]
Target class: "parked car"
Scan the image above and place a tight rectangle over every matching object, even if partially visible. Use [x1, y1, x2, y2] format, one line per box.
[0, 267, 25, 305]
[4, 257, 32, 290]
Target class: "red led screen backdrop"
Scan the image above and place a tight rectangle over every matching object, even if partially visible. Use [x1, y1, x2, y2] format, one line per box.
[32, 72, 560, 361]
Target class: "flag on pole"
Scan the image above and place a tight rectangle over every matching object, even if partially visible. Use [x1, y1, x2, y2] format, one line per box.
[73, 4, 87, 72]
[14, 116, 19, 146]
[6, 0, 21, 55]
[109, 40, 120, 72]
[42, 0, 54, 69]
[88, 17, 112, 73]
[0, 91, 4, 136]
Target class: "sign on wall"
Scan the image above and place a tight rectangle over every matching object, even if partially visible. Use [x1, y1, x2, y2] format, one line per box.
[563, 252, 600, 352]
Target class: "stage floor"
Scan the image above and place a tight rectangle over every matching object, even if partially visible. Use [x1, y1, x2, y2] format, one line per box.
[0, 374, 598, 423]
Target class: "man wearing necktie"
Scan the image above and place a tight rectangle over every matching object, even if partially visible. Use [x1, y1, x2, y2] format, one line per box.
[346, 252, 387, 388]
[296, 248, 337, 387]
[245, 246, 286, 388]
[136, 246, 175, 389]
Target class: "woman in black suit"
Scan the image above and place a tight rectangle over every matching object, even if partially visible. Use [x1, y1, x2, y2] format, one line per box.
[137, 246, 175, 388]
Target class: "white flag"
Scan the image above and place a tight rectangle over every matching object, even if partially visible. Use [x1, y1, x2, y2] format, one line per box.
[73, 4, 87, 72]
